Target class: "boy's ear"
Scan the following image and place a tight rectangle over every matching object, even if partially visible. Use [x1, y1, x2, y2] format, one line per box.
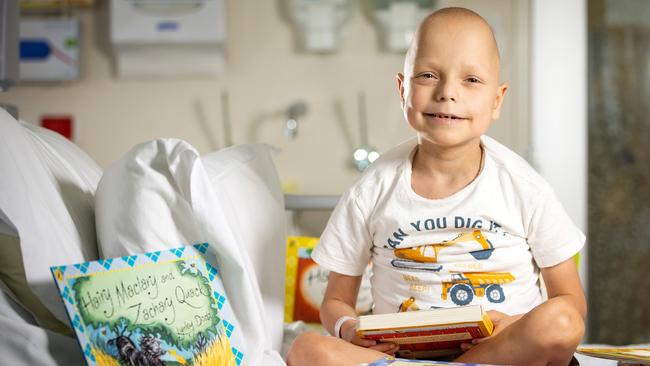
[396, 73, 406, 108]
[491, 83, 508, 120]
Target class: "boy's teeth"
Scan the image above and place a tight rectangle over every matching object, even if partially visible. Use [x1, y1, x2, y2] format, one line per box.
[432, 113, 458, 119]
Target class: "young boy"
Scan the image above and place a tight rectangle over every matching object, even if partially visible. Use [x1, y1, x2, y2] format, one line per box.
[287, 7, 586, 366]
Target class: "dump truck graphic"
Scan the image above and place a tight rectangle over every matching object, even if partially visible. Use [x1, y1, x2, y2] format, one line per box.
[391, 230, 495, 272]
[442, 272, 515, 306]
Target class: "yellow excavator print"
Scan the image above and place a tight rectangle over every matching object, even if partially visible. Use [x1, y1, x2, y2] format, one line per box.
[441, 272, 515, 306]
[391, 230, 495, 272]
[398, 296, 420, 312]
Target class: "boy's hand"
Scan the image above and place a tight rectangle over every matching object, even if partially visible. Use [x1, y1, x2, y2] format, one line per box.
[340, 319, 400, 355]
[460, 310, 521, 352]
[484, 310, 520, 338]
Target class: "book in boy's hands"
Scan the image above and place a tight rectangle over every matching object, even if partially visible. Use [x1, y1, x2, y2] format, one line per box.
[577, 346, 650, 364]
[50, 243, 244, 366]
[366, 356, 497, 366]
[357, 305, 493, 359]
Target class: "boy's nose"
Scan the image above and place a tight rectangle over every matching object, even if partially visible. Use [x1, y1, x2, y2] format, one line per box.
[434, 80, 458, 102]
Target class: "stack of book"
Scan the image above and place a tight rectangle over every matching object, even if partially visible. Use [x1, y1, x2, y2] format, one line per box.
[357, 305, 493, 360]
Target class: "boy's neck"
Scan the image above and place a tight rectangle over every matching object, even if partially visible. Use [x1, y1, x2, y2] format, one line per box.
[411, 138, 484, 200]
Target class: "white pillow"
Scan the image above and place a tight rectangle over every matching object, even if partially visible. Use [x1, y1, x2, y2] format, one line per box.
[0, 109, 101, 326]
[202, 144, 286, 353]
[95, 139, 206, 254]
[95, 139, 283, 366]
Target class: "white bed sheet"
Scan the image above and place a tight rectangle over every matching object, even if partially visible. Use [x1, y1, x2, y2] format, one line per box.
[0, 280, 84, 365]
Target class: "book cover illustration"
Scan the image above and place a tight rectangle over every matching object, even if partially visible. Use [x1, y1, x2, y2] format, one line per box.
[577, 346, 650, 364]
[284, 236, 372, 323]
[51, 243, 244, 366]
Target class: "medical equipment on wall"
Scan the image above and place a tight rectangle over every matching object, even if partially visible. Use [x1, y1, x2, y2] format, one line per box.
[0, 0, 19, 118]
[287, 0, 353, 52]
[220, 91, 233, 147]
[19, 18, 80, 81]
[0, 0, 19, 92]
[40, 115, 74, 140]
[110, 0, 226, 78]
[352, 92, 379, 172]
[284, 101, 307, 140]
[20, 0, 95, 11]
[371, 0, 435, 52]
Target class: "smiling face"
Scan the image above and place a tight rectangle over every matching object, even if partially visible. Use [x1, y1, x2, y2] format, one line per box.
[397, 8, 507, 150]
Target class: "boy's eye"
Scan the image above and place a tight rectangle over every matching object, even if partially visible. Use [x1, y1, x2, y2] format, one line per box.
[417, 73, 437, 79]
[466, 77, 481, 83]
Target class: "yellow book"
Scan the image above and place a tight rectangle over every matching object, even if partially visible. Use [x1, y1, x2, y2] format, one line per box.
[577, 346, 650, 364]
[284, 236, 373, 323]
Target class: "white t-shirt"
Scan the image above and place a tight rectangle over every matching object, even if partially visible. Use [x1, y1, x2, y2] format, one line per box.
[312, 135, 585, 316]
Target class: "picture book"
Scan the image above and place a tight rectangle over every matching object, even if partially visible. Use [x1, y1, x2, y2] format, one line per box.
[366, 356, 497, 366]
[357, 305, 493, 359]
[50, 243, 244, 366]
[284, 236, 373, 323]
[577, 346, 650, 364]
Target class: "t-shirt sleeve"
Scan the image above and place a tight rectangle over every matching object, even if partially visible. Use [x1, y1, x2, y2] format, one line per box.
[527, 185, 586, 268]
[311, 188, 373, 277]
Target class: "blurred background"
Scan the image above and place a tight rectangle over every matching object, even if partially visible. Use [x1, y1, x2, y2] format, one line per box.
[0, 0, 648, 345]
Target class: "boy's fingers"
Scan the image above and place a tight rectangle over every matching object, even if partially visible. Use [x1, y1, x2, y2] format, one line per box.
[473, 335, 493, 344]
[369, 342, 393, 351]
[369, 342, 398, 353]
[355, 338, 377, 347]
[381, 347, 399, 356]
[460, 343, 473, 351]
[384, 347, 398, 356]
[462, 336, 494, 351]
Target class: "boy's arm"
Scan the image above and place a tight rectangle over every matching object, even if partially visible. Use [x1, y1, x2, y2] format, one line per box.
[320, 271, 363, 337]
[320, 272, 399, 354]
[540, 257, 587, 319]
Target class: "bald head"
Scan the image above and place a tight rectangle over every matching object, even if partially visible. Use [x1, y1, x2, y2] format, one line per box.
[404, 7, 501, 79]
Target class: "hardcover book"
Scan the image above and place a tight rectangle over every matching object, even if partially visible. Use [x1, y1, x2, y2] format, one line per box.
[357, 305, 493, 359]
[50, 243, 244, 366]
[577, 346, 650, 364]
[367, 356, 497, 365]
[284, 236, 372, 323]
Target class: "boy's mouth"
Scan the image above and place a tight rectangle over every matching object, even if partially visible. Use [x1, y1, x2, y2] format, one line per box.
[424, 112, 468, 125]
[425, 112, 465, 120]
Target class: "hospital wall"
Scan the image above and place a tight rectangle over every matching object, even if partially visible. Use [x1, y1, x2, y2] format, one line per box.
[0, 0, 529, 197]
